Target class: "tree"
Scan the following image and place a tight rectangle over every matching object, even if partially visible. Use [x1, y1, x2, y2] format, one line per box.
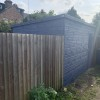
[67, 7, 82, 19]
[92, 12, 100, 26]
[23, 9, 55, 22]
[0, 20, 16, 33]
[0, 21, 11, 32]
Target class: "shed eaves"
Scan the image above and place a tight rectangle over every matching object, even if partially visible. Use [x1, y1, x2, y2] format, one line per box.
[12, 14, 95, 28]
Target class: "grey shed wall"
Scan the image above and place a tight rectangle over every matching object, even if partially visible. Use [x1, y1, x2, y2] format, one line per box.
[12, 15, 65, 35]
[64, 17, 95, 85]
[12, 14, 96, 86]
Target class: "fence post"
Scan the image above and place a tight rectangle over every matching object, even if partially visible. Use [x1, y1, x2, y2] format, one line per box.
[92, 21, 100, 66]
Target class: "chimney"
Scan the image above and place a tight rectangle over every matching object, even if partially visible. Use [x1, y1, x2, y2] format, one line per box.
[4, 0, 12, 8]
[13, 4, 18, 8]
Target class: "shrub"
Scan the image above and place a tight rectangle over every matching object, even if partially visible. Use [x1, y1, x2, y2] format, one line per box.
[28, 84, 76, 100]
[0, 21, 11, 33]
[0, 20, 17, 33]
[28, 84, 57, 100]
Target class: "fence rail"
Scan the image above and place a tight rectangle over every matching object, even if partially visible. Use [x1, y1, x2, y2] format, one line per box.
[0, 33, 64, 100]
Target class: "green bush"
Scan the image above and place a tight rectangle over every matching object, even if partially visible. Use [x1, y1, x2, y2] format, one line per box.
[56, 91, 74, 100]
[46, 87, 57, 100]
[28, 84, 57, 100]
[0, 21, 11, 33]
[28, 84, 76, 100]
[0, 20, 17, 33]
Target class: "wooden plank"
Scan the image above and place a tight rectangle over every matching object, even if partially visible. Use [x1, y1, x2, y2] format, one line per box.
[0, 33, 5, 100]
[22, 34, 27, 100]
[45, 35, 49, 87]
[49, 36, 52, 87]
[58, 36, 62, 89]
[40, 35, 43, 84]
[57, 36, 59, 89]
[50, 36, 53, 87]
[27, 34, 31, 91]
[12, 34, 19, 100]
[43, 35, 46, 86]
[48, 36, 50, 87]
[52, 36, 55, 89]
[34, 35, 38, 87]
[37, 35, 41, 85]
[54, 36, 57, 89]
[18, 34, 24, 100]
[7, 33, 14, 100]
[44, 35, 47, 87]
[3, 33, 9, 100]
[55, 36, 58, 89]
[30, 34, 34, 88]
[61, 36, 64, 87]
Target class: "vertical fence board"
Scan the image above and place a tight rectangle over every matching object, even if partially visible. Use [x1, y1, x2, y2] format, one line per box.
[22, 34, 27, 100]
[34, 35, 38, 87]
[30, 34, 34, 88]
[40, 35, 43, 83]
[18, 34, 24, 100]
[45, 36, 49, 87]
[3, 33, 9, 100]
[93, 36, 100, 65]
[37, 35, 41, 85]
[49, 36, 52, 87]
[7, 33, 14, 100]
[43, 35, 46, 85]
[0, 33, 4, 100]
[27, 34, 31, 91]
[61, 36, 64, 87]
[55, 36, 58, 89]
[43, 36, 46, 86]
[52, 36, 56, 89]
[12, 34, 19, 100]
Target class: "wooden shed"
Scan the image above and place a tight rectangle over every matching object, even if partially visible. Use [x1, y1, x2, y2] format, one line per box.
[12, 14, 96, 86]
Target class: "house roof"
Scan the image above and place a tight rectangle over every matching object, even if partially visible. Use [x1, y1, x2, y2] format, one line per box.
[0, 6, 17, 16]
[0, 5, 24, 15]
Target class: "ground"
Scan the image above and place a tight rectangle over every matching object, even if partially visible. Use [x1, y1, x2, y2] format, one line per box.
[65, 65, 100, 100]
[93, 86, 100, 100]
[28, 65, 100, 100]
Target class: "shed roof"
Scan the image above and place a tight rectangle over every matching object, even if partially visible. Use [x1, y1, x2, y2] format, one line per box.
[12, 14, 95, 28]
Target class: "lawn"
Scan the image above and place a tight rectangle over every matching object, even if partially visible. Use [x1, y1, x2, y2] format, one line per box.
[64, 65, 100, 100]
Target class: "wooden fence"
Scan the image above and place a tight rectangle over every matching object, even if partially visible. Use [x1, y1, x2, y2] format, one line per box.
[92, 36, 100, 66]
[96, 36, 100, 49]
[0, 33, 64, 100]
[93, 36, 100, 65]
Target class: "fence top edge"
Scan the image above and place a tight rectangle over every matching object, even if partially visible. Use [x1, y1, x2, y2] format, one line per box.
[0, 33, 64, 37]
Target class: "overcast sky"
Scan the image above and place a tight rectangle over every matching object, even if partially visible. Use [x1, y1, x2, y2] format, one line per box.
[1, 0, 100, 23]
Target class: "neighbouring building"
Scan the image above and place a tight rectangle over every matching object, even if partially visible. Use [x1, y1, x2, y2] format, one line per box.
[0, 0, 25, 22]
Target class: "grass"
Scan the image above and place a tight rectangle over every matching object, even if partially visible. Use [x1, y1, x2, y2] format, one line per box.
[63, 65, 100, 100]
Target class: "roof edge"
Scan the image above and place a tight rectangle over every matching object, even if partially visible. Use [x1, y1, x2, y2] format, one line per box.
[64, 14, 95, 28]
[12, 14, 96, 28]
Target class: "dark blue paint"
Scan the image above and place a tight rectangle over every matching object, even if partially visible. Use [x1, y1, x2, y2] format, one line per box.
[64, 17, 95, 85]
[12, 14, 96, 86]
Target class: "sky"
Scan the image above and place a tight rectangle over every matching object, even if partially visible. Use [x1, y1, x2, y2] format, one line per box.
[1, 0, 100, 23]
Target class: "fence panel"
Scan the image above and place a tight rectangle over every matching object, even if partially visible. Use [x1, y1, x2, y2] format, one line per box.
[0, 33, 64, 100]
